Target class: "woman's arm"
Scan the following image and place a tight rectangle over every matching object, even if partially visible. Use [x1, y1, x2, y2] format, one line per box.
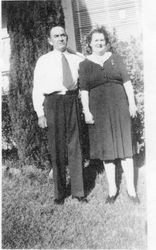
[81, 90, 94, 124]
[123, 80, 137, 118]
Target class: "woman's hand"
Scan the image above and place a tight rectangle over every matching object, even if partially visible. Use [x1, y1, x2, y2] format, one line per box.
[83, 110, 95, 124]
[129, 103, 137, 118]
[80, 90, 94, 124]
[123, 81, 137, 118]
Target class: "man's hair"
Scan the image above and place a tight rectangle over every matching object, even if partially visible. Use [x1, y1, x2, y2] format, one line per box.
[46, 24, 66, 38]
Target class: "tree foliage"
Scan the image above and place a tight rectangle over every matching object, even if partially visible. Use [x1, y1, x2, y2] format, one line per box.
[2, 95, 13, 149]
[6, 0, 64, 166]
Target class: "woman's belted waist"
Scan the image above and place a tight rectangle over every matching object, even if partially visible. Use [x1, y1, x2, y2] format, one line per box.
[107, 79, 123, 85]
[89, 79, 123, 91]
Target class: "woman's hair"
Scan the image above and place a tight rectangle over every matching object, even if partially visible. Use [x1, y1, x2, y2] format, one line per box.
[85, 25, 110, 54]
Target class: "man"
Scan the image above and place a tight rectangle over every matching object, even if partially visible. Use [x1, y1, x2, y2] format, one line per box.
[32, 25, 88, 204]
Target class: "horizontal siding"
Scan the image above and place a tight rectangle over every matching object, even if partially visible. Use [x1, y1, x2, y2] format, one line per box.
[72, 0, 141, 51]
[74, 8, 139, 27]
[73, 0, 140, 12]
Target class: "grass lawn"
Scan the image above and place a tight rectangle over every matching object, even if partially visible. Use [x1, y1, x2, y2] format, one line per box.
[2, 155, 146, 249]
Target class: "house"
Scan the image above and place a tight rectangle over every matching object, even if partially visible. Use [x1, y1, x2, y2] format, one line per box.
[62, 0, 142, 51]
[1, 0, 142, 92]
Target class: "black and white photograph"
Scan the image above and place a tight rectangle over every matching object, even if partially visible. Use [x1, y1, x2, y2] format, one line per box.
[1, 0, 155, 249]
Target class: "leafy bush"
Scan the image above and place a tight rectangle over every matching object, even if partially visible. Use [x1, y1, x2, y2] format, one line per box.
[5, 0, 64, 166]
[111, 33, 144, 153]
[2, 95, 13, 149]
[2, 94, 19, 163]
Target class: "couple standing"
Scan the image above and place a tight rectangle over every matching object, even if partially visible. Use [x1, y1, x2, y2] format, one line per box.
[32, 25, 139, 205]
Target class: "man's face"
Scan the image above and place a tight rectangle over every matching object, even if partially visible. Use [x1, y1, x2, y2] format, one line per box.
[48, 26, 67, 52]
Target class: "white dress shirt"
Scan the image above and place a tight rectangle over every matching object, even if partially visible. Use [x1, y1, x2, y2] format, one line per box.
[32, 49, 84, 117]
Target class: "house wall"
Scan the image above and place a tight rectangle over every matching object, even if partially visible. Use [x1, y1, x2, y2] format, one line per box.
[61, 0, 77, 50]
[71, 0, 142, 51]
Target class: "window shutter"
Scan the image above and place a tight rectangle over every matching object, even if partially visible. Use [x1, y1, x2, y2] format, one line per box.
[72, 0, 141, 51]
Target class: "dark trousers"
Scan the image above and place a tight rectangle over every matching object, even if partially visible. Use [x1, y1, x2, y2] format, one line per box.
[44, 91, 84, 199]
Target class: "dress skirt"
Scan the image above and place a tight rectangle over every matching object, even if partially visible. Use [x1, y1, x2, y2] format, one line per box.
[89, 82, 133, 161]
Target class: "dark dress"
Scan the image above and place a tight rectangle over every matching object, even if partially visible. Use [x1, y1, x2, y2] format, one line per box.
[79, 53, 133, 161]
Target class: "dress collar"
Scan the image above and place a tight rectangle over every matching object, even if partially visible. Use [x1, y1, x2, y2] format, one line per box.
[87, 52, 112, 66]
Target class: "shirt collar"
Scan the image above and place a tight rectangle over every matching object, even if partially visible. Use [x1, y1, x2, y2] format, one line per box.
[53, 49, 68, 55]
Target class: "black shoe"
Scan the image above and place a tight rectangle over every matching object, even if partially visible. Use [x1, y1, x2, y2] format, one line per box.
[54, 198, 65, 205]
[72, 196, 88, 203]
[105, 194, 118, 204]
[127, 193, 140, 204]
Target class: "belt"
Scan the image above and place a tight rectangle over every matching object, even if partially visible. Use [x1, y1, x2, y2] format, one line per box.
[44, 89, 78, 97]
[66, 89, 78, 95]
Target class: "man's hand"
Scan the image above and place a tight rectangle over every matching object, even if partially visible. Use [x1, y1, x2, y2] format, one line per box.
[83, 110, 95, 124]
[38, 115, 47, 128]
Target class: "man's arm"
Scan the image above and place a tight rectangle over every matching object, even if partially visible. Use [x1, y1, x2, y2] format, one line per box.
[32, 58, 47, 128]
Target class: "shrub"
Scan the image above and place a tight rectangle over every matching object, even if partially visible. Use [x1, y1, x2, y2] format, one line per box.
[2, 95, 13, 149]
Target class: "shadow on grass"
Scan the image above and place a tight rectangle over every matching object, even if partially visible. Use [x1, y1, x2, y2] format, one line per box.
[83, 159, 104, 196]
[115, 149, 145, 194]
[116, 149, 145, 194]
[82, 159, 123, 197]
[65, 159, 104, 198]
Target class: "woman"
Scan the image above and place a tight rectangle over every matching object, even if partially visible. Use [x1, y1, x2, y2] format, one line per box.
[79, 26, 140, 204]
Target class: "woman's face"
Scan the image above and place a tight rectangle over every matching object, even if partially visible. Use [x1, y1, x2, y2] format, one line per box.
[90, 32, 107, 55]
